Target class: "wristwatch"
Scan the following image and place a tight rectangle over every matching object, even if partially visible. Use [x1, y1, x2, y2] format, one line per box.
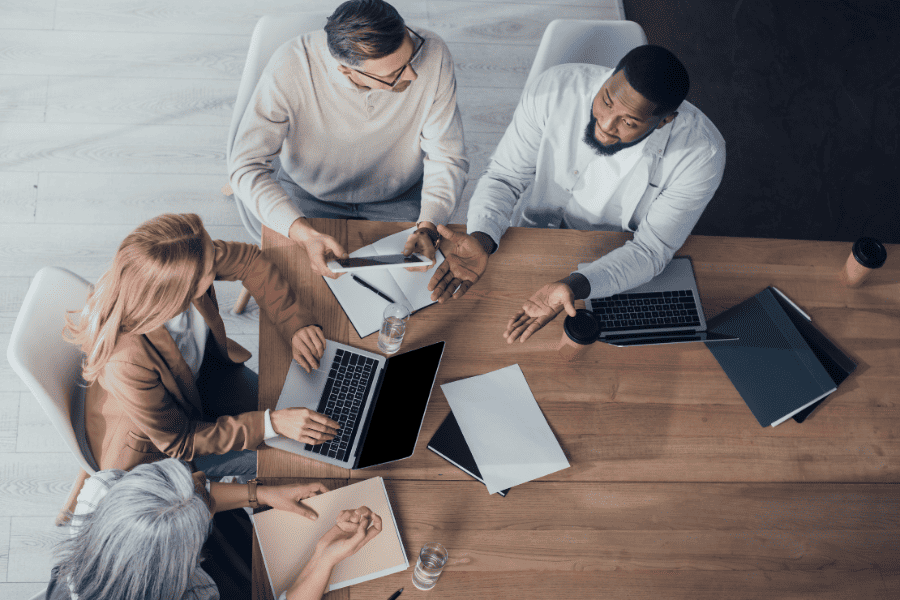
[415, 223, 441, 247]
[247, 478, 260, 509]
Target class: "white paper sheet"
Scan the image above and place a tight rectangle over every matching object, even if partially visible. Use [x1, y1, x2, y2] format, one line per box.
[441, 364, 570, 494]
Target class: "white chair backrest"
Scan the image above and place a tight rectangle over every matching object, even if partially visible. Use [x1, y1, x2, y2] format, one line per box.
[7, 267, 99, 474]
[227, 13, 330, 242]
[525, 19, 649, 90]
[27, 587, 48, 600]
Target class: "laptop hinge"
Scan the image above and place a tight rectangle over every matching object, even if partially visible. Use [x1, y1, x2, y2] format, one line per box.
[351, 367, 387, 468]
[603, 328, 697, 341]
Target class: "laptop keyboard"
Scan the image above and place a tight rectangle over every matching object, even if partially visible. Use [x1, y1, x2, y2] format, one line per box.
[590, 290, 702, 333]
[304, 348, 378, 462]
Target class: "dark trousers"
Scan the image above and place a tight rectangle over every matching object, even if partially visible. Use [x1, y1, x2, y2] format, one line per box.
[192, 337, 259, 479]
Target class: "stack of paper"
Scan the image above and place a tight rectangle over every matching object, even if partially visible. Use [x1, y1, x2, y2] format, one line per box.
[440, 365, 570, 494]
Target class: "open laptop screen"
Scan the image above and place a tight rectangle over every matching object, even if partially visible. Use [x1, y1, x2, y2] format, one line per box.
[355, 341, 445, 469]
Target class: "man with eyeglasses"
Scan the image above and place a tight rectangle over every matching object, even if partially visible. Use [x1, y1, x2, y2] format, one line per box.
[229, 0, 468, 277]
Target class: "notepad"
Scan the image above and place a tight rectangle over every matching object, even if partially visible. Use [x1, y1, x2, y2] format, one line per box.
[324, 227, 445, 337]
[252, 477, 408, 597]
[441, 365, 570, 494]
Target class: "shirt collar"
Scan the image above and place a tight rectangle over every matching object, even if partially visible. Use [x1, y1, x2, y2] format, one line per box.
[319, 37, 367, 92]
[641, 116, 674, 158]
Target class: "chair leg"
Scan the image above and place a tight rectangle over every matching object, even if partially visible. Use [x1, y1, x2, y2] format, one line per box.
[57, 469, 90, 526]
[233, 287, 252, 315]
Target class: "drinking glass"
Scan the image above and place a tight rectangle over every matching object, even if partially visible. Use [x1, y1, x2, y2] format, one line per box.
[377, 303, 411, 354]
[412, 542, 448, 590]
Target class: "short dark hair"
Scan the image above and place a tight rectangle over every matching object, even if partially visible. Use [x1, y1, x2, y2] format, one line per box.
[325, 0, 406, 67]
[613, 45, 689, 117]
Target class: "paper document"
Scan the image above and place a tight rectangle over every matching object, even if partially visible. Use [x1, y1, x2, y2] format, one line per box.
[324, 227, 444, 337]
[252, 477, 408, 597]
[441, 364, 570, 494]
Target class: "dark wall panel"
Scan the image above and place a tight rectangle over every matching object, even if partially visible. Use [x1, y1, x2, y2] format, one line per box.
[621, 0, 900, 243]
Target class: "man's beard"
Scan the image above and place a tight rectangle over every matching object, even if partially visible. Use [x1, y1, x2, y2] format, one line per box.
[582, 110, 656, 156]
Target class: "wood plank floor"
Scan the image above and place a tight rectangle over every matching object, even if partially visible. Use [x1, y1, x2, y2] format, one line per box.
[0, 0, 624, 593]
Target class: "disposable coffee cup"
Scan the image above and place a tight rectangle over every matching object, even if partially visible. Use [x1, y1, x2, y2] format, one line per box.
[840, 237, 887, 288]
[558, 309, 600, 361]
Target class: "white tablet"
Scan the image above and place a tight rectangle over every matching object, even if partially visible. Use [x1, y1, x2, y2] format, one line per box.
[326, 253, 434, 273]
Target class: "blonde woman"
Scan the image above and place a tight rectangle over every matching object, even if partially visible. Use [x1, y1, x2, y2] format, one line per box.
[65, 213, 341, 485]
[47, 458, 381, 600]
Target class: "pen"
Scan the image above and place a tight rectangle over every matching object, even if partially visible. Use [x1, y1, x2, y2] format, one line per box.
[351, 274, 396, 304]
[387, 588, 403, 600]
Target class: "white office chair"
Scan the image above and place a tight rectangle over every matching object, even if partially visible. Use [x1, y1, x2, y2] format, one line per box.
[525, 19, 649, 90]
[224, 13, 330, 313]
[6, 267, 100, 527]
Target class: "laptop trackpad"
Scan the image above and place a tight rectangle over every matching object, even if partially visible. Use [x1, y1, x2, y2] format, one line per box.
[276, 360, 328, 411]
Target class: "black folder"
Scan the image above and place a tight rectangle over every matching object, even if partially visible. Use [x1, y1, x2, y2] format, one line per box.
[427, 411, 511, 496]
[703, 287, 857, 427]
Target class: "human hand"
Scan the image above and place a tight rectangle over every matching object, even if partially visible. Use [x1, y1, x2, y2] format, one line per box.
[291, 325, 326, 373]
[504, 281, 577, 343]
[271, 408, 340, 445]
[289, 218, 348, 279]
[402, 224, 438, 273]
[257, 482, 329, 521]
[315, 506, 383, 567]
[427, 224, 490, 303]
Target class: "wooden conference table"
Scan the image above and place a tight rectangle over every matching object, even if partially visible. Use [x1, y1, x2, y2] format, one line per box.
[252, 220, 899, 600]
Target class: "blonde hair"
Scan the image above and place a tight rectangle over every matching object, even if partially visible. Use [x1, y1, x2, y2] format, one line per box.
[65, 213, 208, 382]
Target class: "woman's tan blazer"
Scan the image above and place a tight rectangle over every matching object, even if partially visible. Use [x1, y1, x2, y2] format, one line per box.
[84, 239, 318, 472]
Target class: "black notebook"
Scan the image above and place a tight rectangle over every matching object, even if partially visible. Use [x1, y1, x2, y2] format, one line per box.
[427, 412, 511, 497]
[703, 287, 856, 427]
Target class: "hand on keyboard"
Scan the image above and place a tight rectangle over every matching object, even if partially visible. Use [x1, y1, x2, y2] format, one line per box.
[271, 407, 340, 445]
[292, 325, 326, 373]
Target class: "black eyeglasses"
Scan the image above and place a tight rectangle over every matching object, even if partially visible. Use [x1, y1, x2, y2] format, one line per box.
[349, 27, 425, 88]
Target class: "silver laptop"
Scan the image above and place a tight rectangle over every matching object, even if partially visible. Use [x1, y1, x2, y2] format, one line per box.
[586, 257, 739, 347]
[268, 340, 445, 469]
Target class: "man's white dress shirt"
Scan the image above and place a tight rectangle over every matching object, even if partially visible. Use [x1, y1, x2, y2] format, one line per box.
[467, 64, 726, 299]
[229, 29, 469, 238]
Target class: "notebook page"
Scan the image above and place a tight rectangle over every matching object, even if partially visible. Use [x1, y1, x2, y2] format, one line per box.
[252, 477, 408, 597]
[324, 249, 409, 337]
[371, 227, 445, 311]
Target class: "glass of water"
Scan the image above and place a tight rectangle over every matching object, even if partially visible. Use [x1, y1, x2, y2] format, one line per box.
[412, 542, 448, 590]
[377, 303, 411, 355]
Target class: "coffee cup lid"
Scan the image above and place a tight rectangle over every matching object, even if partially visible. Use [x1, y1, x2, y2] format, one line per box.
[563, 309, 600, 345]
[853, 237, 887, 269]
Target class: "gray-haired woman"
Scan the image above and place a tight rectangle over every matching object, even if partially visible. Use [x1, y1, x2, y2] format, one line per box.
[47, 458, 382, 600]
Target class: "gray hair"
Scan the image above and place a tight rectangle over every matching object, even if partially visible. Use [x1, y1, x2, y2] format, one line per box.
[325, 0, 406, 67]
[53, 459, 211, 600]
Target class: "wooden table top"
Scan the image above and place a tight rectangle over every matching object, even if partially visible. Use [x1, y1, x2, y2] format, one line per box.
[253, 220, 900, 600]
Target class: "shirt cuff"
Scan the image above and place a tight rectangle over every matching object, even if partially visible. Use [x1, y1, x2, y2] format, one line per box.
[466, 217, 503, 254]
[267, 201, 305, 239]
[264, 409, 278, 440]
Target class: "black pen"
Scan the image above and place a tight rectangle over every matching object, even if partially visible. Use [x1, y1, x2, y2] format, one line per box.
[351, 274, 396, 304]
[387, 588, 403, 600]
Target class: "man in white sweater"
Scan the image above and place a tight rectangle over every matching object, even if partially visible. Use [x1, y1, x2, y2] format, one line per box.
[229, 0, 468, 277]
[427, 45, 726, 343]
